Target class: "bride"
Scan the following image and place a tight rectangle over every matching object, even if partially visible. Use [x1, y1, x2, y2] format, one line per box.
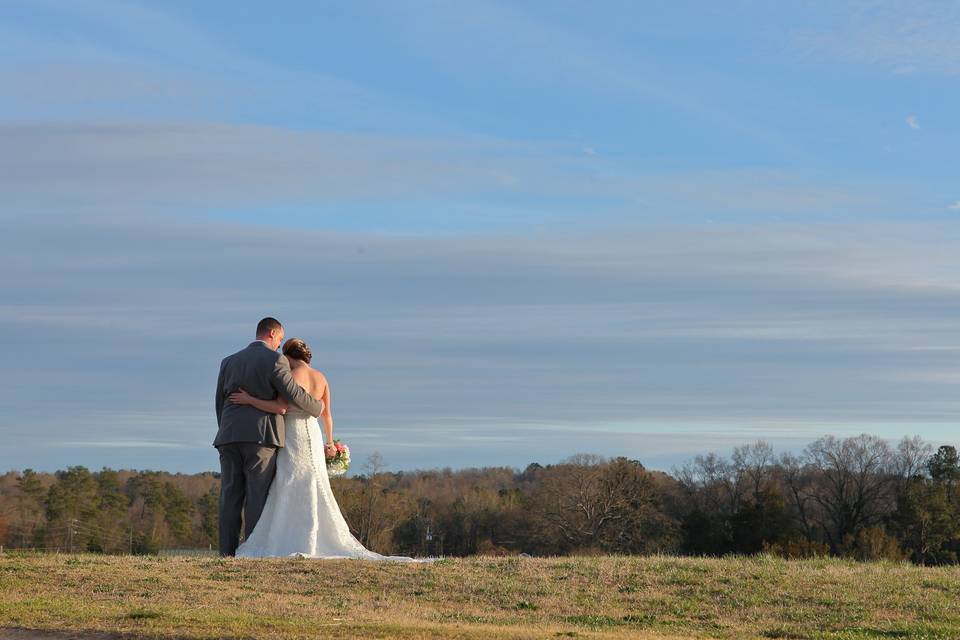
[229, 337, 420, 561]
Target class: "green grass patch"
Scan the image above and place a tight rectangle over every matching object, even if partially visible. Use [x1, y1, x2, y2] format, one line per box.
[2, 554, 960, 639]
[125, 609, 163, 620]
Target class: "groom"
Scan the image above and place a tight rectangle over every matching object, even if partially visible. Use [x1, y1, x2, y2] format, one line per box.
[214, 317, 325, 556]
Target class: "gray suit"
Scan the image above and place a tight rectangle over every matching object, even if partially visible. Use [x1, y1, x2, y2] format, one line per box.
[214, 341, 324, 556]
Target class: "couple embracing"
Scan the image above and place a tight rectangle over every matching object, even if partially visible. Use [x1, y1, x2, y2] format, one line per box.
[214, 317, 419, 561]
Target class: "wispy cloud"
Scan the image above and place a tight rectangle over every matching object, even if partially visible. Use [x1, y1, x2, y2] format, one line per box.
[949, 201, 960, 211]
[906, 115, 920, 130]
[0, 123, 924, 228]
[0, 3, 457, 134]
[3, 216, 960, 472]
[790, 1, 960, 74]
[0, 122, 544, 214]
[364, 0, 807, 157]
[57, 441, 194, 449]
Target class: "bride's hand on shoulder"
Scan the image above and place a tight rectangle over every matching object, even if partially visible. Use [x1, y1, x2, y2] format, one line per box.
[229, 388, 254, 405]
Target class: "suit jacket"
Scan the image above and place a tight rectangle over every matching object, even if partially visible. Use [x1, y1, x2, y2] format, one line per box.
[214, 341, 324, 448]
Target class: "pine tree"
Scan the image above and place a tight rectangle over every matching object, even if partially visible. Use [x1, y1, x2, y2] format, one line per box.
[45, 466, 99, 551]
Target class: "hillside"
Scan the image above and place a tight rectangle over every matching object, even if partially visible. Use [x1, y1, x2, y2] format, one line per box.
[2, 553, 959, 639]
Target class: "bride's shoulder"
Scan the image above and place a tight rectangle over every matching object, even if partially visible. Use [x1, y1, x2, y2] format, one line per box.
[310, 368, 328, 387]
[290, 363, 311, 383]
[292, 364, 326, 393]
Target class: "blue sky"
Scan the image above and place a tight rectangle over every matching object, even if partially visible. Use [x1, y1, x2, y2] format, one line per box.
[1, 0, 959, 474]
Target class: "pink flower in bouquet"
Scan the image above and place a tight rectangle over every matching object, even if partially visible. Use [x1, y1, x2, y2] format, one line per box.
[327, 440, 351, 478]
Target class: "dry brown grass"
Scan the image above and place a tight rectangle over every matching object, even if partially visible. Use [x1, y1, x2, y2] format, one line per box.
[1, 553, 959, 639]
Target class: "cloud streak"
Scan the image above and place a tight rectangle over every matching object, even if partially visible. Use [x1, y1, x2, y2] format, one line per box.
[0, 122, 927, 229]
[790, 1, 960, 74]
[2, 216, 959, 472]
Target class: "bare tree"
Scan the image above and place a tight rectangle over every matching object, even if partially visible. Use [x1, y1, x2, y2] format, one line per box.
[779, 452, 816, 542]
[536, 455, 611, 548]
[533, 455, 672, 553]
[355, 452, 387, 548]
[676, 451, 742, 518]
[894, 435, 934, 484]
[732, 441, 776, 503]
[803, 434, 898, 551]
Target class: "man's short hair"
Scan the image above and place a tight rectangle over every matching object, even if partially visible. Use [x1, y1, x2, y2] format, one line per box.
[256, 317, 283, 337]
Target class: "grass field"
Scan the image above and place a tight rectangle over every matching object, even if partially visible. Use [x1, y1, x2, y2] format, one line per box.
[2, 553, 959, 639]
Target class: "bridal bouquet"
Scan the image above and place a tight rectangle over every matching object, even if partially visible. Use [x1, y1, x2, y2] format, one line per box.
[326, 439, 350, 478]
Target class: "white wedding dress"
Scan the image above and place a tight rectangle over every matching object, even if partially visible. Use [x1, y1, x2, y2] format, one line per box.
[236, 407, 422, 561]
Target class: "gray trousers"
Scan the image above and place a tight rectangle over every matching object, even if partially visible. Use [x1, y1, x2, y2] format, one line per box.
[217, 442, 278, 556]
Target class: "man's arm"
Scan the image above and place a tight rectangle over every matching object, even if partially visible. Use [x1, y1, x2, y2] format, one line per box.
[270, 356, 324, 416]
[215, 359, 227, 427]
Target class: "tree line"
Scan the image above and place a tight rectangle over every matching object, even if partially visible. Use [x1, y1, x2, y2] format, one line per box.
[2, 434, 959, 563]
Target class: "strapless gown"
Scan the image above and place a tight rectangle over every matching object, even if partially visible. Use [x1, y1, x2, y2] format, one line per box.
[236, 408, 424, 561]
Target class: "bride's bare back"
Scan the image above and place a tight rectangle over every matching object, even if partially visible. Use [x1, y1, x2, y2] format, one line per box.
[290, 362, 326, 401]
[289, 360, 333, 445]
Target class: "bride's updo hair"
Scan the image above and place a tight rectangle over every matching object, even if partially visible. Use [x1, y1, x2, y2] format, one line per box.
[282, 338, 313, 364]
